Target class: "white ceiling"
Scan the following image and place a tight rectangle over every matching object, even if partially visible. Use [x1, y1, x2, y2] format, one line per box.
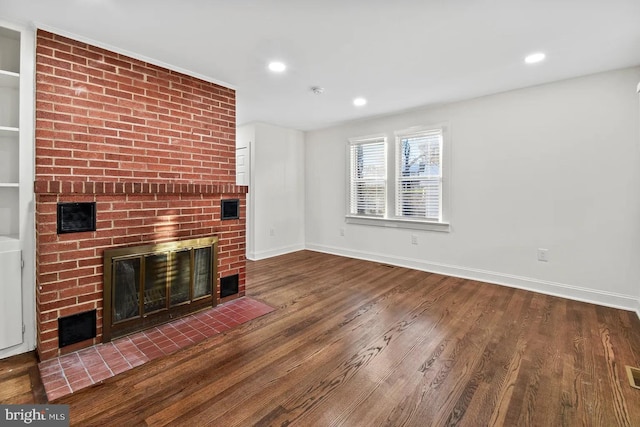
[2, 0, 640, 131]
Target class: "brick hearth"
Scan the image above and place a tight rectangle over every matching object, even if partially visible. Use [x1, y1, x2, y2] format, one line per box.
[39, 297, 274, 401]
[34, 30, 247, 360]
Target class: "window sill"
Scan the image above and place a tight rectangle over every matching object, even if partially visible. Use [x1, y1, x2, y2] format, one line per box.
[345, 215, 450, 232]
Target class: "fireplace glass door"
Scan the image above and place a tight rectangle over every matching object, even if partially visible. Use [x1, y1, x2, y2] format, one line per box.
[103, 236, 218, 341]
[113, 257, 140, 322]
[170, 249, 191, 306]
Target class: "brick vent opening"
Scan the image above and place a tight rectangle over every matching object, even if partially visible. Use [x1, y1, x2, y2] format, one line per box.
[57, 202, 96, 234]
[58, 310, 96, 348]
[221, 274, 239, 298]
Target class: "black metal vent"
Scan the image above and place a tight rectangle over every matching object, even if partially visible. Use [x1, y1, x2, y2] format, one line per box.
[221, 199, 239, 220]
[221, 274, 239, 298]
[58, 310, 96, 348]
[57, 202, 96, 234]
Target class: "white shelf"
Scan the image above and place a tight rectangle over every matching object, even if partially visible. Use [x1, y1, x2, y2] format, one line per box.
[0, 126, 19, 138]
[0, 183, 18, 188]
[0, 70, 18, 89]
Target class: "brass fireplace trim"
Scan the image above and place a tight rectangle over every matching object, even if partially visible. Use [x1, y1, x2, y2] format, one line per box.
[627, 365, 640, 390]
[103, 236, 218, 342]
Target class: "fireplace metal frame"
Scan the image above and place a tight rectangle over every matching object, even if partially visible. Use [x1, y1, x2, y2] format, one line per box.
[102, 236, 218, 342]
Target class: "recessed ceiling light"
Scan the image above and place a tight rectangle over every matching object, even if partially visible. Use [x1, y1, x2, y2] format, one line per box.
[268, 61, 286, 72]
[353, 97, 367, 107]
[524, 52, 546, 64]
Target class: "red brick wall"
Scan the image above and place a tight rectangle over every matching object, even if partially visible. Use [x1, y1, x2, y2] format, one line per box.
[34, 30, 246, 360]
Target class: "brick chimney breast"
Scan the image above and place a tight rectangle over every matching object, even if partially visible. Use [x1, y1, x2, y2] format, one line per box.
[34, 30, 247, 360]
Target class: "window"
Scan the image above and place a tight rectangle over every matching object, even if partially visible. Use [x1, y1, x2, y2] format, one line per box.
[348, 136, 386, 217]
[347, 125, 449, 232]
[396, 129, 442, 221]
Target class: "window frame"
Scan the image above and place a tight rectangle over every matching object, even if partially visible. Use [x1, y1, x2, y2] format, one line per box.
[346, 124, 450, 233]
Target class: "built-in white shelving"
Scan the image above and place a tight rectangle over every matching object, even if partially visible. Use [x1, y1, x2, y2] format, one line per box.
[0, 26, 20, 242]
[0, 21, 34, 358]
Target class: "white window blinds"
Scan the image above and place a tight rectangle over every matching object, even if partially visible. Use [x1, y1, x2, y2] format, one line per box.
[349, 138, 386, 217]
[395, 129, 442, 221]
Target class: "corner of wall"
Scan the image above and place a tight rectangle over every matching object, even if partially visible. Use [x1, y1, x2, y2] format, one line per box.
[249, 122, 305, 260]
[251, 244, 306, 261]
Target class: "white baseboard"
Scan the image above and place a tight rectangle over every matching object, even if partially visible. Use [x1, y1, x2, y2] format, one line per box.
[305, 243, 639, 313]
[247, 243, 305, 261]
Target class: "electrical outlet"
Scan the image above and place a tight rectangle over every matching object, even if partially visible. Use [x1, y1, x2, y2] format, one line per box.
[339, 228, 345, 237]
[269, 228, 275, 237]
[411, 235, 418, 245]
[537, 248, 549, 262]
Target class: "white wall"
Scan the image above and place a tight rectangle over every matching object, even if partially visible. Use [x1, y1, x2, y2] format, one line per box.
[305, 67, 640, 311]
[236, 124, 255, 258]
[239, 122, 305, 260]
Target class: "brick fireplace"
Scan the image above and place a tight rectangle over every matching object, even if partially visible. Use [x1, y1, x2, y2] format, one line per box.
[34, 30, 247, 361]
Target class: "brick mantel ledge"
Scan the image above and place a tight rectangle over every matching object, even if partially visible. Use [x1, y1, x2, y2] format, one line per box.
[34, 180, 248, 195]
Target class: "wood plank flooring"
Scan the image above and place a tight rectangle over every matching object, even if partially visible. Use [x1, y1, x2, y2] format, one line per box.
[0, 351, 46, 404]
[4, 250, 640, 426]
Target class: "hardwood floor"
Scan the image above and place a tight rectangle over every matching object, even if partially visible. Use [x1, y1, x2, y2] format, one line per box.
[4, 250, 640, 425]
[0, 351, 46, 404]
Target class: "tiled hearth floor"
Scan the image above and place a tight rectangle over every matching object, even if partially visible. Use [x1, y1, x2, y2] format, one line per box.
[38, 297, 275, 401]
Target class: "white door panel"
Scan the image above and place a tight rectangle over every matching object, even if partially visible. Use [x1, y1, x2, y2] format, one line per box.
[0, 250, 22, 350]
